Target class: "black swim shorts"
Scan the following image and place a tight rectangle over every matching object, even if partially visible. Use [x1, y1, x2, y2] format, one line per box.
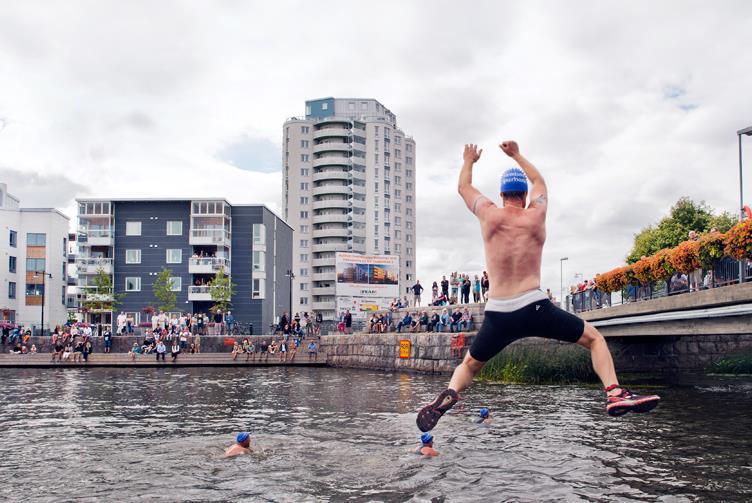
[469, 291, 585, 362]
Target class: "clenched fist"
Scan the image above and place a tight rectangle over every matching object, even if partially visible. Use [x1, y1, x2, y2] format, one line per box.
[500, 141, 519, 157]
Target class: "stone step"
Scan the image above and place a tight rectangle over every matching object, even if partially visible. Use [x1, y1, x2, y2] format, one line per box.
[0, 353, 324, 368]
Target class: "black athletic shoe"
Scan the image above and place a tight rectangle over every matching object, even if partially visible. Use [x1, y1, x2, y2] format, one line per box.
[606, 388, 660, 417]
[416, 389, 460, 432]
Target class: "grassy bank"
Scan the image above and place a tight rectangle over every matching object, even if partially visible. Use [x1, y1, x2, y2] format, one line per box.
[707, 352, 752, 374]
[476, 345, 598, 384]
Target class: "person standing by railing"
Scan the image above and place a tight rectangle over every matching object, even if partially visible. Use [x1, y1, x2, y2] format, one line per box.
[688, 230, 702, 292]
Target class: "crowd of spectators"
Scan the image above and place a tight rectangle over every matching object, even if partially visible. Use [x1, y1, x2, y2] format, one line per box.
[366, 306, 474, 334]
[408, 271, 490, 308]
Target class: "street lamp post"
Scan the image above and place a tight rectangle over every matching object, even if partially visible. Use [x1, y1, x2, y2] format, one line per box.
[559, 257, 568, 309]
[285, 269, 295, 319]
[737, 126, 752, 283]
[33, 271, 53, 336]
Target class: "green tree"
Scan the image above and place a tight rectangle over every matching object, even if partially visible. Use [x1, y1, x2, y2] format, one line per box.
[81, 268, 125, 314]
[210, 267, 236, 314]
[152, 267, 177, 313]
[627, 197, 738, 263]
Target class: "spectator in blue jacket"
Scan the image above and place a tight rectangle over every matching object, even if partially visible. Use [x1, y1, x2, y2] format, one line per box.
[397, 312, 414, 333]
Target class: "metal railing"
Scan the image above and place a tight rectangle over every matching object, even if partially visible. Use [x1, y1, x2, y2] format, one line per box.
[569, 258, 752, 313]
[189, 286, 211, 295]
[189, 257, 230, 269]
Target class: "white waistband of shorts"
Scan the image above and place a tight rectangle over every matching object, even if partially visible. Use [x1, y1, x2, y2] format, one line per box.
[484, 289, 548, 313]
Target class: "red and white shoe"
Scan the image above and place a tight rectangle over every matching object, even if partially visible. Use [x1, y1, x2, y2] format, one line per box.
[605, 385, 660, 417]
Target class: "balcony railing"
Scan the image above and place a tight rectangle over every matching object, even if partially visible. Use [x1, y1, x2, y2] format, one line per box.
[568, 258, 752, 313]
[189, 257, 230, 274]
[76, 257, 113, 274]
[190, 229, 231, 245]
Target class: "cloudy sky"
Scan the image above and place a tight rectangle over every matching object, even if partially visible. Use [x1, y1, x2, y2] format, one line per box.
[2, 1, 752, 298]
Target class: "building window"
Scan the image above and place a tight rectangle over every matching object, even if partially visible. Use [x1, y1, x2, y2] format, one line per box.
[301, 140, 309, 148]
[301, 154, 309, 162]
[299, 268, 309, 276]
[407, 247, 413, 255]
[406, 221, 413, 230]
[305, 105, 311, 115]
[406, 208, 413, 216]
[300, 169, 309, 177]
[361, 101, 367, 111]
[126, 221, 142, 236]
[170, 277, 182, 292]
[300, 253, 309, 261]
[406, 234, 413, 243]
[9, 230, 17, 247]
[252, 278, 266, 299]
[300, 211, 308, 219]
[8, 256, 16, 273]
[26, 283, 44, 296]
[300, 297, 308, 305]
[406, 195, 413, 203]
[253, 250, 265, 272]
[26, 258, 46, 272]
[166, 221, 183, 236]
[300, 239, 309, 248]
[253, 224, 266, 246]
[125, 249, 141, 264]
[300, 283, 308, 291]
[322, 103, 328, 110]
[406, 156, 413, 165]
[8, 282, 16, 299]
[301, 126, 309, 134]
[300, 182, 309, 191]
[27, 233, 46, 246]
[395, 230, 401, 239]
[395, 216, 401, 226]
[125, 277, 141, 292]
[348, 102, 355, 111]
[395, 244, 401, 254]
[166, 249, 182, 264]
[62, 285, 66, 305]
[300, 225, 309, 233]
[300, 196, 309, 204]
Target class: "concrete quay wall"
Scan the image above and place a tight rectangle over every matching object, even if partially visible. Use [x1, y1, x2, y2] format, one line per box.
[320, 331, 752, 375]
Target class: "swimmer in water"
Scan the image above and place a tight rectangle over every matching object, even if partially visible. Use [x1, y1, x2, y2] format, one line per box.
[224, 432, 252, 458]
[473, 407, 491, 424]
[414, 432, 439, 457]
[416, 141, 660, 432]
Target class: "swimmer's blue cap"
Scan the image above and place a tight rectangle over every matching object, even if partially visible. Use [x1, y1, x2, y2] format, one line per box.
[236, 432, 250, 443]
[421, 432, 433, 444]
[480, 407, 490, 418]
[500, 168, 528, 194]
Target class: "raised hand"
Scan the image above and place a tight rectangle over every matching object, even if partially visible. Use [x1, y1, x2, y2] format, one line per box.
[463, 144, 483, 164]
[500, 140, 519, 157]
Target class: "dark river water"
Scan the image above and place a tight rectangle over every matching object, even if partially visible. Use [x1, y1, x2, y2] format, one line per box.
[0, 368, 750, 502]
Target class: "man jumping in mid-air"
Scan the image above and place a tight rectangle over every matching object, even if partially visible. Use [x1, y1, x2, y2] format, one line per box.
[417, 140, 660, 432]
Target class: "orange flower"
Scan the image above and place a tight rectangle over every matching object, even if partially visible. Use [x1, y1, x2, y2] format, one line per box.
[669, 240, 701, 274]
[724, 220, 752, 260]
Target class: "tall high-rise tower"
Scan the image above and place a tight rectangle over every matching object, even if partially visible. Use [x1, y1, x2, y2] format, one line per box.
[283, 98, 417, 319]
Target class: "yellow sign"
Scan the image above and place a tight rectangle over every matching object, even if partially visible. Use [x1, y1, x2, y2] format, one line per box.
[399, 339, 411, 359]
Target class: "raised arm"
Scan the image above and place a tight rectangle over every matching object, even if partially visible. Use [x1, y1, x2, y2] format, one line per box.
[458, 144, 496, 216]
[500, 141, 547, 209]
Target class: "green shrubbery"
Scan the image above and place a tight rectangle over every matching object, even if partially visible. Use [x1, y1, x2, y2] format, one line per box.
[708, 352, 752, 374]
[476, 345, 598, 384]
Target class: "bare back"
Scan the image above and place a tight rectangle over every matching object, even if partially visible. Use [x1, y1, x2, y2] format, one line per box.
[478, 204, 546, 298]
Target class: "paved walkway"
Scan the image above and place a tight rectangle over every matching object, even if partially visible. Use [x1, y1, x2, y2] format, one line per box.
[0, 353, 325, 368]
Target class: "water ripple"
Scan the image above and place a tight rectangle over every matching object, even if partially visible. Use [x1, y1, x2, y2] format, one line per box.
[0, 368, 750, 502]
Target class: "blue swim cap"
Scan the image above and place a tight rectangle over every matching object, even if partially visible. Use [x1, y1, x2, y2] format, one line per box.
[421, 432, 433, 444]
[500, 168, 528, 194]
[236, 432, 250, 443]
[480, 407, 489, 418]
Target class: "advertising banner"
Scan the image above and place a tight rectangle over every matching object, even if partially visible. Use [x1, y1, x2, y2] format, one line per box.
[335, 296, 394, 320]
[335, 252, 400, 299]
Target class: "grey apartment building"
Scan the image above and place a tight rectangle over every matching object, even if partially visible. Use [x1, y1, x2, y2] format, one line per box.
[75, 198, 292, 332]
[283, 98, 417, 319]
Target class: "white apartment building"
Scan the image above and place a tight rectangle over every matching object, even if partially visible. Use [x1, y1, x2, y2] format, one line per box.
[283, 98, 417, 319]
[0, 183, 70, 331]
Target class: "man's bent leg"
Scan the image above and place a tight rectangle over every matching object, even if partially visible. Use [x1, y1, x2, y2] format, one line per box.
[448, 352, 485, 393]
[576, 323, 617, 388]
[576, 321, 660, 416]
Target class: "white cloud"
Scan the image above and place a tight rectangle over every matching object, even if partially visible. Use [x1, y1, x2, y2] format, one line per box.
[1, 0, 751, 300]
